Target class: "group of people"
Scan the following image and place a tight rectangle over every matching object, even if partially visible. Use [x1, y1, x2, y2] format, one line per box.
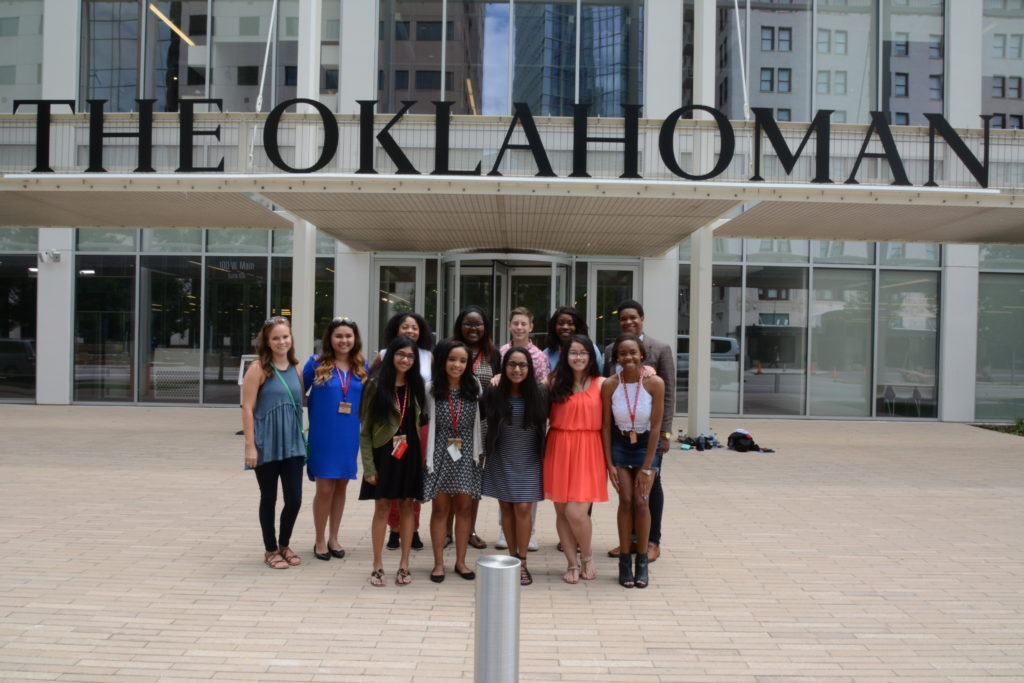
[241, 300, 675, 589]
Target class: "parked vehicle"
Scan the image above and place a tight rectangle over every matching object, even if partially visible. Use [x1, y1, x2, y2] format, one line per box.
[676, 335, 740, 383]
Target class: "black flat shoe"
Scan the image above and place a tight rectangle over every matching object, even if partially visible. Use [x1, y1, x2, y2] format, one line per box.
[329, 547, 345, 559]
[456, 567, 476, 580]
[634, 553, 649, 589]
[411, 531, 424, 550]
[430, 571, 445, 583]
[313, 545, 330, 561]
[386, 530, 400, 550]
[618, 554, 634, 588]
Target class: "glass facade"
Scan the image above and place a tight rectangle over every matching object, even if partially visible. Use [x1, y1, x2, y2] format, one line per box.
[0, 252, 37, 401]
[976, 272, 1024, 420]
[0, 0, 43, 108]
[982, 0, 1024, 129]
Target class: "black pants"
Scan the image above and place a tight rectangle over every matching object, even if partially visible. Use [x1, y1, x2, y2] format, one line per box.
[254, 457, 304, 552]
[648, 471, 664, 546]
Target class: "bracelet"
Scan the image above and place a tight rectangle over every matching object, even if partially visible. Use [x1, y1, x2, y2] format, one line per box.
[641, 468, 654, 476]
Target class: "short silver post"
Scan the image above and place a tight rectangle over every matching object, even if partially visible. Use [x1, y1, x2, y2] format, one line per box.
[474, 554, 520, 683]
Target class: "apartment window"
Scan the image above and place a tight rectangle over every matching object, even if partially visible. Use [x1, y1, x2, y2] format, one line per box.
[0, 65, 14, 85]
[778, 27, 792, 52]
[894, 72, 908, 97]
[994, 76, 1006, 98]
[835, 30, 848, 55]
[1009, 76, 1022, 98]
[834, 71, 847, 95]
[284, 16, 299, 37]
[416, 21, 453, 41]
[777, 108, 791, 122]
[1011, 34, 1024, 59]
[414, 70, 453, 90]
[758, 288, 790, 301]
[1010, 114, 1024, 129]
[817, 28, 830, 53]
[894, 32, 909, 57]
[0, 16, 18, 36]
[778, 68, 791, 93]
[760, 67, 774, 92]
[817, 70, 830, 94]
[394, 70, 409, 91]
[833, 110, 847, 123]
[894, 112, 909, 125]
[762, 26, 775, 51]
[324, 69, 338, 91]
[929, 75, 942, 100]
[994, 33, 1007, 58]
[992, 113, 1006, 128]
[239, 16, 260, 36]
[395, 21, 410, 40]
[929, 34, 943, 59]
[237, 66, 259, 86]
[284, 66, 297, 87]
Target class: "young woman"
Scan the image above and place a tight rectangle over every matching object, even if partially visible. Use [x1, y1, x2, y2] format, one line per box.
[544, 306, 603, 374]
[422, 340, 484, 582]
[482, 347, 548, 586]
[303, 317, 367, 561]
[359, 336, 427, 586]
[450, 306, 501, 550]
[601, 334, 665, 589]
[370, 312, 434, 552]
[544, 334, 607, 584]
[241, 317, 307, 570]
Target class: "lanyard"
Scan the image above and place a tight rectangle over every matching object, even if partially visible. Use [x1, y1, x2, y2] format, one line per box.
[334, 365, 351, 401]
[471, 350, 483, 373]
[394, 385, 408, 432]
[447, 390, 463, 432]
[619, 372, 641, 432]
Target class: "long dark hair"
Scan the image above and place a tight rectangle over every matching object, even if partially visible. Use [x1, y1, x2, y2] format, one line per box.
[383, 312, 434, 351]
[257, 316, 299, 379]
[545, 306, 589, 352]
[314, 318, 367, 385]
[549, 334, 601, 403]
[430, 339, 480, 402]
[368, 336, 426, 424]
[486, 346, 547, 430]
[451, 305, 500, 370]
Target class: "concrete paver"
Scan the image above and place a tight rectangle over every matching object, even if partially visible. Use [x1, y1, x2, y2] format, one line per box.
[1, 405, 1023, 681]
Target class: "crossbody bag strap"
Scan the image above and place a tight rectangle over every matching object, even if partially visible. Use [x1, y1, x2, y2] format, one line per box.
[273, 367, 309, 455]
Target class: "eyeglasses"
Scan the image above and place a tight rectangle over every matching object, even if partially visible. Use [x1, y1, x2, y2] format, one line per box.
[506, 361, 529, 369]
[264, 316, 289, 327]
[567, 351, 590, 358]
[395, 352, 416, 361]
[462, 321, 485, 328]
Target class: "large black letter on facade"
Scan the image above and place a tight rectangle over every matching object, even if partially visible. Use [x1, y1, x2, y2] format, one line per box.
[354, 100, 419, 174]
[86, 99, 155, 173]
[176, 99, 225, 172]
[570, 103, 641, 179]
[924, 113, 991, 189]
[432, 101, 481, 176]
[658, 105, 735, 180]
[750, 108, 832, 183]
[263, 98, 339, 173]
[12, 99, 75, 172]
[845, 111, 911, 186]
[488, 102, 555, 177]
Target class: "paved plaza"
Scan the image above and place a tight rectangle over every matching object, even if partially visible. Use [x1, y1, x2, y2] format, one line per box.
[1, 405, 1023, 682]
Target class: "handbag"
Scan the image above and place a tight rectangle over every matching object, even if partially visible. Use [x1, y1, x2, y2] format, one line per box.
[273, 367, 310, 461]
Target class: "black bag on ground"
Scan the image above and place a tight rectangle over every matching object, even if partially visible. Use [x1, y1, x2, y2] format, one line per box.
[727, 431, 758, 452]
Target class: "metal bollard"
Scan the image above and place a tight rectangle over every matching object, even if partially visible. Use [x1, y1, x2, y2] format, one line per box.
[474, 555, 521, 683]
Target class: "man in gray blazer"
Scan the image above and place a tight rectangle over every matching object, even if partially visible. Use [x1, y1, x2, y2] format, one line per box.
[604, 299, 675, 563]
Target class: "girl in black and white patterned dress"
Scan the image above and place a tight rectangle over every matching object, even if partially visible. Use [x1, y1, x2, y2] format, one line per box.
[422, 340, 483, 582]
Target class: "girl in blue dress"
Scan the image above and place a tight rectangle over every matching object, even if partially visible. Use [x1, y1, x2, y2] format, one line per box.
[303, 318, 368, 561]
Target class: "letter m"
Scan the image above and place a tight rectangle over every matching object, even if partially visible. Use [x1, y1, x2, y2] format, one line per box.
[751, 108, 833, 183]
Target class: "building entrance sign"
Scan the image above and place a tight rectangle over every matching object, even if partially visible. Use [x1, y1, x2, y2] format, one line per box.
[12, 99, 994, 189]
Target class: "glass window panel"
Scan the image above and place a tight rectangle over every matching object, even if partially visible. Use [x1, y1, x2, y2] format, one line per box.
[82, 0, 140, 112]
[210, 0, 297, 111]
[812, 240, 875, 265]
[378, 264, 418, 350]
[574, 260, 588, 319]
[817, 1, 876, 124]
[976, 273, 1024, 420]
[77, 228, 138, 252]
[0, 228, 39, 252]
[270, 255, 292, 318]
[743, 266, 808, 415]
[732, 2, 811, 121]
[378, 0, 444, 113]
[424, 258, 439, 342]
[203, 255, 267, 404]
[142, 1, 209, 112]
[139, 255, 201, 403]
[0, 0, 43, 104]
[880, 0, 944, 126]
[313, 256, 335, 353]
[206, 229, 269, 253]
[0, 254, 37, 400]
[316, 231, 336, 255]
[980, 245, 1024, 270]
[876, 271, 938, 418]
[594, 268, 634, 349]
[983, 4, 1024, 126]
[142, 228, 202, 252]
[809, 269, 872, 416]
[746, 239, 809, 264]
[276, 0, 299, 102]
[513, 0, 577, 117]
[879, 242, 940, 267]
[578, 0, 644, 117]
[321, 0, 340, 95]
[272, 230, 293, 254]
[74, 255, 136, 401]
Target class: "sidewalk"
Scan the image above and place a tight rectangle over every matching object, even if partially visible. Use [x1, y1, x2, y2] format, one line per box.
[1, 405, 1022, 682]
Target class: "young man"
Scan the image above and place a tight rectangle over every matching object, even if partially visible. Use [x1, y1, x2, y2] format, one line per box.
[603, 299, 675, 562]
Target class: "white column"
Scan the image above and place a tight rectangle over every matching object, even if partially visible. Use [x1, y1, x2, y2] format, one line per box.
[41, 0, 80, 100]
[692, 0, 717, 110]
[687, 225, 714, 436]
[296, 0, 322, 108]
[35, 228, 74, 404]
[945, 0, 982, 128]
[938, 244, 980, 422]
[336, 246, 372, 330]
[641, 245, 679, 360]
[338, 0, 378, 115]
[644, 0, 684, 117]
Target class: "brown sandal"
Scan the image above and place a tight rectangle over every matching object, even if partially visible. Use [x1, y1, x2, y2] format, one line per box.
[278, 546, 301, 566]
[563, 564, 580, 584]
[468, 533, 487, 549]
[580, 556, 597, 581]
[395, 567, 412, 585]
[369, 568, 385, 586]
[518, 556, 533, 586]
[264, 551, 289, 569]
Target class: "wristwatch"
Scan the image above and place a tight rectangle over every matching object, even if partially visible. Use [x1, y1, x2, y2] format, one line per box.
[661, 431, 672, 441]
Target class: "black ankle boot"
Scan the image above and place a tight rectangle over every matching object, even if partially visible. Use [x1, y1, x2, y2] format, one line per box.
[634, 552, 649, 589]
[618, 554, 635, 588]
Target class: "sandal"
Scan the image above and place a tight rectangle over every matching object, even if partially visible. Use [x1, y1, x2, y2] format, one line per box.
[468, 532, 487, 550]
[264, 551, 289, 570]
[278, 547, 301, 566]
[634, 553, 649, 589]
[395, 567, 412, 585]
[563, 564, 580, 584]
[618, 554, 635, 588]
[517, 556, 533, 586]
[369, 568, 385, 586]
[580, 556, 597, 581]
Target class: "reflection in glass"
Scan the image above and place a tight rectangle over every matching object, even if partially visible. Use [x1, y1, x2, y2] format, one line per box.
[809, 269, 872, 416]
[313, 256, 335, 352]
[207, 229, 269, 254]
[879, 242, 940, 267]
[74, 255, 136, 401]
[270, 255, 292, 317]
[321, 0, 341, 97]
[508, 272, 550, 346]
[982, 2, 1024, 129]
[880, 0, 944, 127]
[594, 269, 633, 348]
[424, 258, 439, 340]
[746, 239, 809, 263]
[139, 256, 200, 403]
[378, 264, 418, 349]
[740, 2, 813, 121]
[980, 245, 1024, 270]
[816, 1, 875, 124]
[209, 0, 276, 111]
[0, 0, 43, 104]
[203, 256, 267, 404]
[975, 273, 1024, 420]
[143, 1, 209, 111]
[142, 228, 202, 252]
[743, 266, 808, 415]
[446, 0, 497, 115]
[812, 240, 875, 265]
[0, 254, 37, 400]
[82, 0, 140, 112]
[77, 228, 138, 252]
[876, 270, 938, 418]
[513, 1, 576, 116]
[578, 1, 643, 116]
[0, 228, 39, 252]
[378, 0, 446, 113]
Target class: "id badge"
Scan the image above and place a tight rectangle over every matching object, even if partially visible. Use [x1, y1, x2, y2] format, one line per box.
[447, 437, 463, 449]
[447, 442, 463, 461]
[391, 434, 408, 459]
[338, 401, 353, 415]
[628, 430, 638, 445]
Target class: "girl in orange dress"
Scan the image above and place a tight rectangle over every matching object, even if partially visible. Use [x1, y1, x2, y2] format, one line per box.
[544, 334, 607, 584]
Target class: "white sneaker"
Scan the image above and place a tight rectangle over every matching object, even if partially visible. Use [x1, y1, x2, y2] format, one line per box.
[495, 530, 508, 550]
[527, 534, 539, 552]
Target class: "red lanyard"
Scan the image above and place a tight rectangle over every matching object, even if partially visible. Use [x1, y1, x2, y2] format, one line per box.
[394, 385, 408, 431]
[619, 372, 641, 431]
[471, 351, 483, 373]
[334, 365, 351, 401]
[447, 390, 463, 432]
